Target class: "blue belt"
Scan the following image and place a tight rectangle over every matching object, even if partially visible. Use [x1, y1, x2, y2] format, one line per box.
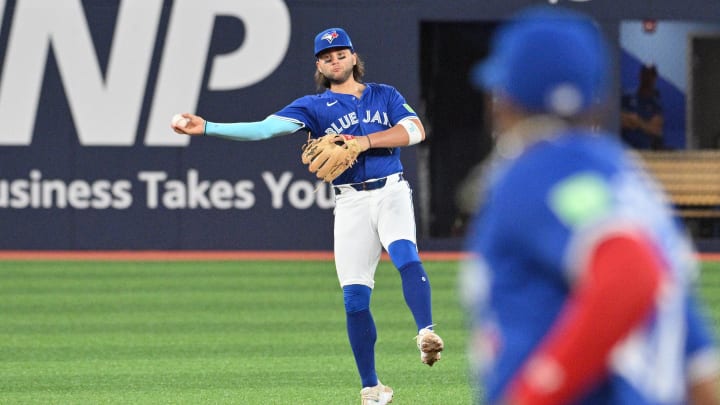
[334, 173, 404, 194]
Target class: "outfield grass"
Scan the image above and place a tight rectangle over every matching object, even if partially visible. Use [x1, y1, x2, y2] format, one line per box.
[1, 260, 475, 404]
[2, 260, 719, 404]
[697, 261, 720, 333]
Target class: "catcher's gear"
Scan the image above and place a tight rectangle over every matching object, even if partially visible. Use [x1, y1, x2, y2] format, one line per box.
[301, 134, 363, 182]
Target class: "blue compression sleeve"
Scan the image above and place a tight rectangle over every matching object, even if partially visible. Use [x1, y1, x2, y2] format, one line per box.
[204, 116, 303, 141]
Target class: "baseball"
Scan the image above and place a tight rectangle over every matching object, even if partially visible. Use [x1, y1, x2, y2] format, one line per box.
[172, 114, 190, 128]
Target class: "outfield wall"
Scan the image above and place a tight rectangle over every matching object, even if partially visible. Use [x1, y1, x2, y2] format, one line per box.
[1, 0, 718, 250]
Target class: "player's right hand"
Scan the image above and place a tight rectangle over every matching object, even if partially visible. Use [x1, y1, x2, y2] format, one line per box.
[171, 113, 206, 136]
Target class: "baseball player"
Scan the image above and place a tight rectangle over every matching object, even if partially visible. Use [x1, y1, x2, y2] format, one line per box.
[462, 7, 719, 405]
[172, 27, 443, 405]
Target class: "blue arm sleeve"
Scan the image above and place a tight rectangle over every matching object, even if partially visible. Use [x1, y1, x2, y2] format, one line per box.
[204, 116, 304, 141]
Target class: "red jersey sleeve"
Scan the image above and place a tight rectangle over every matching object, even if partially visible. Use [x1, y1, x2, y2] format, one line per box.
[506, 232, 664, 405]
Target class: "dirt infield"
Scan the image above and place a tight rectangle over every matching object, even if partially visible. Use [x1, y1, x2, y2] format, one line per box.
[0, 250, 718, 262]
[0, 250, 470, 261]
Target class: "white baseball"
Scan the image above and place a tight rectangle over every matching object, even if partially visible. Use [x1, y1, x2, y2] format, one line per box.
[172, 114, 190, 128]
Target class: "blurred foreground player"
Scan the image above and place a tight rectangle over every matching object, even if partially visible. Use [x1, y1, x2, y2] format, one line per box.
[462, 6, 720, 405]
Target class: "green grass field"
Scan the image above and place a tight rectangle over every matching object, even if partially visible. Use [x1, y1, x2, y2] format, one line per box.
[2, 260, 719, 404]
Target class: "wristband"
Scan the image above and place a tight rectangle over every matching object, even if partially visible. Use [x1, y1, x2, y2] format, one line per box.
[399, 118, 422, 145]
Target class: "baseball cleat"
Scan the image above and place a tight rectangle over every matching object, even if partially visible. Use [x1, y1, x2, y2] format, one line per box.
[360, 381, 393, 405]
[416, 327, 444, 367]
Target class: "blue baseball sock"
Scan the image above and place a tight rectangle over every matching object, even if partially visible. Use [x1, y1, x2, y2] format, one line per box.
[387, 240, 434, 331]
[398, 261, 433, 331]
[343, 284, 378, 388]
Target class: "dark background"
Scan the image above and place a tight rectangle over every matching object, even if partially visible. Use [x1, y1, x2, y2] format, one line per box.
[1, 0, 718, 250]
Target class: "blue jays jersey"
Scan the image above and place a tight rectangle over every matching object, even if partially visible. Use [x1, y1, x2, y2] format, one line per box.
[271, 83, 417, 185]
[465, 130, 717, 404]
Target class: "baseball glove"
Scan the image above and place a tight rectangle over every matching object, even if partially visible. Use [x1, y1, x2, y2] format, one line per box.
[301, 134, 363, 182]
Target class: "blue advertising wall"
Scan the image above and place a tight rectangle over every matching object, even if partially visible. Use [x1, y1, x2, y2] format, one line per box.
[1, 0, 719, 250]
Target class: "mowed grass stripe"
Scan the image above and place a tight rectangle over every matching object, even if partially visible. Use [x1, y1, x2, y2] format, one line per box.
[4, 259, 718, 404]
[1, 260, 474, 404]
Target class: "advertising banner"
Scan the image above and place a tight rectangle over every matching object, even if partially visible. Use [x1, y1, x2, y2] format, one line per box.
[0, 1, 360, 249]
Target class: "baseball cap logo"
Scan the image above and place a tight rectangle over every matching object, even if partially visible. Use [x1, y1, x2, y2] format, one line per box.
[314, 28, 353, 56]
[321, 30, 339, 44]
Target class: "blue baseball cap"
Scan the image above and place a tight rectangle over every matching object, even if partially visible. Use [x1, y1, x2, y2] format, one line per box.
[473, 6, 610, 116]
[314, 28, 354, 57]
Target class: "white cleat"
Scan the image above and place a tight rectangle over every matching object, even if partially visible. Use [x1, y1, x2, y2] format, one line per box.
[416, 327, 444, 367]
[360, 382, 394, 405]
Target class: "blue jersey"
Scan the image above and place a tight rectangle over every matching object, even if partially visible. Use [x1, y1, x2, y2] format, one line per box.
[271, 83, 417, 185]
[465, 130, 717, 404]
[621, 91, 663, 150]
